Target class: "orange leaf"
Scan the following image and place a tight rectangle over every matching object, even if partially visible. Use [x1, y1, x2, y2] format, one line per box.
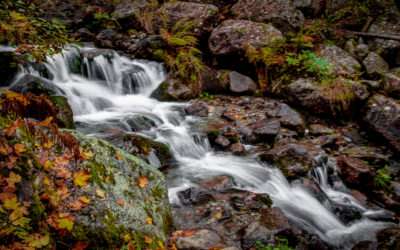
[5, 119, 24, 137]
[116, 153, 122, 160]
[117, 200, 124, 207]
[138, 177, 148, 189]
[72, 242, 89, 250]
[79, 196, 90, 207]
[37, 117, 53, 127]
[145, 217, 152, 224]
[184, 231, 196, 237]
[127, 241, 136, 250]
[70, 200, 84, 211]
[14, 144, 26, 153]
[144, 236, 153, 244]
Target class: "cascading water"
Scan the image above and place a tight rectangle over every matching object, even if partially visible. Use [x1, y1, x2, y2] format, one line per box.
[2, 47, 396, 249]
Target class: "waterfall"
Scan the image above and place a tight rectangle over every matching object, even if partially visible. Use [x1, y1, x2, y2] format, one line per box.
[2, 47, 395, 249]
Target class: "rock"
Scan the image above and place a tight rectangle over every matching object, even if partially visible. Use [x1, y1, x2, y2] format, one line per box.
[309, 124, 330, 136]
[340, 145, 389, 165]
[198, 175, 236, 193]
[176, 229, 223, 250]
[292, 178, 330, 204]
[296, 234, 336, 250]
[82, 48, 116, 61]
[202, 68, 229, 93]
[383, 73, 400, 98]
[326, 0, 348, 12]
[367, 11, 400, 64]
[73, 28, 95, 41]
[60, 130, 173, 249]
[312, 135, 338, 149]
[292, 0, 320, 16]
[336, 205, 362, 224]
[359, 80, 381, 91]
[265, 103, 306, 135]
[337, 156, 373, 190]
[371, 190, 400, 214]
[231, 0, 304, 37]
[9, 76, 65, 96]
[351, 241, 378, 250]
[362, 94, 400, 152]
[345, 39, 356, 54]
[113, 0, 154, 28]
[254, 120, 281, 142]
[349, 190, 367, 206]
[215, 136, 231, 148]
[177, 187, 214, 206]
[186, 103, 208, 117]
[151, 73, 202, 101]
[362, 52, 389, 79]
[260, 139, 325, 178]
[317, 44, 361, 77]
[106, 134, 172, 168]
[230, 142, 246, 156]
[340, 127, 366, 144]
[277, 128, 298, 141]
[84, 0, 115, 14]
[221, 247, 240, 250]
[129, 35, 166, 60]
[42, 12, 75, 29]
[81, 5, 106, 27]
[376, 227, 400, 249]
[355, 44, 369, 62]
[209, 19, 283, 57]
[229, 71, 258, 94]
[39, 0, 85, 22]
[240, 222, 275, 250]
[0, 51, 17, 86]
[154, 1, 219, 35]
[96, 29, 116, 48]
[49, 96, 74, 129]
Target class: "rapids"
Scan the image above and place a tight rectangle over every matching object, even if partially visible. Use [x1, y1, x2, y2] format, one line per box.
[1, 47, 395, 249]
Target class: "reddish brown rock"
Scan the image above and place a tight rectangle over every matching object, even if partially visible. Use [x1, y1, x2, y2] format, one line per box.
[376, 227, 400, 249]
[230, 142, 246, 156]
[198, 175, 236, 193]
[337, 157, 373, 190]
[215, 136, 231, 148]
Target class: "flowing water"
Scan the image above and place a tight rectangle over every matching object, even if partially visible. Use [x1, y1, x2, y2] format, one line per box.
[2, 47, 396, 249]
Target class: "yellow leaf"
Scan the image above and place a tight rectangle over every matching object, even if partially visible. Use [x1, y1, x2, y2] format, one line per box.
[0, 206, 4, 213]
[145, 217, 152, 224]
[215, 212, 222, 218]
[10, 12, 24, 20]
[158, 240, 165, 249]
[73, 170, 91, 187]
[5, 197, 20, 210]
[144, 236, 153, 244]
[44, 160, 53, 170]
[44, 141, 53, 149]
[9, 207, 25, 226]
[80, 148, 93, 160]
[6, 172, 21, 185]
[96, 189, 106, 198]
[43, 177, 50, 187]
[79, 196, 91, 204]
[105, 176, 109, 183]
[124, 235, 131, 242]
[57, 218, 74, 231]
[116, 153, 122, 160]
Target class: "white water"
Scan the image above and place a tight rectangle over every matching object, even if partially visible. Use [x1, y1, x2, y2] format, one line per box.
[2, 48, 396, 249]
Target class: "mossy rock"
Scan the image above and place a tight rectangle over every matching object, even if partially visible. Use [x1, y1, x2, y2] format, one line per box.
[62, 130, 174, 249]
[49, 96, 75, 129]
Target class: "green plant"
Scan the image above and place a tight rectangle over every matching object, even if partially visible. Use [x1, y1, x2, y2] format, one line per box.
[0, 0, 76, 64]
[85, 13, 120, 30]
[375, 166, 392, 192]
[198, 92, 214, 100]
[256, 239, 294, 250]
[235, 29, 249, 34]
[210, 8, 217, 14]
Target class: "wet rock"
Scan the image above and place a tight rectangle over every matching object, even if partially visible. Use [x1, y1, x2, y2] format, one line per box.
[176, 229, 223, 250]
[230, 142, 246, 156]
[113, 0, 154, 28]
[296, 234, 335, 250]
[362, 52, 389, 79]
[312, 135, 338, 149]
[73, 28, 95, 41]
[96, 29, 116, 48]
[231, 0, 304, 37]
[383, 73, 400, 98]
[340, 127, 366, 144]
[129, 35, 166, 60]
[336, 205, 362, 224]
[362, 94, 400, 152]
[215, 136, 231, 148]
[209, 19, 283, 57]
[229, 71, 258, 95]
[317, 44, 361, 78]
[359, 80, 381, 91]
[376, 227, 400, 249]
[198, 175, 236, 193]
[202, 68, 228, 93]
[309, 124, 330, 136]
[265, 103, 306, 135]
[154, 1, 219, 35]
[39, 0, 85, 22]
[292, 0, 319, 16]
[82, 49, 116, 61]
[354, 44, 369, 62]
[339, 145, 389, 165]
[292, 178, 330, 204]
[152, 74, 202, 101]
[240, 222, 275, 250]
[349, 190, 367, 206]
[337, 156, 374, 190]
[371, 190, 400, 214]
[49, 96, 74, 129]
[351, 241, 378, 250]
[9, 76, 65, 96]
[254, 119, 281, 142]
[367, 11, 400, 64]
[277, 129, 298, 141]
[177, 187, 214, 206]
[345, 39, 356, 54]
[186, 103, 208, 117]
[221, 112, 235, 121]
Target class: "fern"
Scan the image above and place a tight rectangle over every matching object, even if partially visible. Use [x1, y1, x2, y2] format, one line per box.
[375, 166, 393, 192]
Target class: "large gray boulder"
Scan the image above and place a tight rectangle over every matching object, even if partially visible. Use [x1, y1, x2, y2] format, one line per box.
[113, 0, 154, 28]
[265, 103, 306, 135]
[154, 1, 219, 35]
[231, 0, 304, 37]
[383, 73, 400, 98]
[317, 44, 361, 78]
[363, 94, 400, 152]
[229, 71, 257, 94]
[354, 44, 369, 62]
[362, 52, 389, 79]
[209, 19, 283, 57]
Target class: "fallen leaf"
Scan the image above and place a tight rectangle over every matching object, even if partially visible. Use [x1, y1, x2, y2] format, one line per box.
[184, 231, 196, 237]
[14, 144, 26, 153]
[56, 218, 74, 231]
[73, 170, 91, 186]
[127, 241, 136, 250]
[105, 176, 110, 183]
[124, 235, 131, 242]
[144, 236, 153, 244]
[79, 196, 90, 207]
[138, 177, 149, 189]
[117, 200, 124, 207]
[80, 148, 93, 160]
[96, 189, 106, 198]
[69, 200, 84, 211]
[145, 217, 152, 224]
[5, 119, 24, 137]
[72, 242, 89, 250]
[157, 241, 164, 249]
[116, 153, 122, 160]
[6, 172, 21, 187]
[4, 197, 20, 210]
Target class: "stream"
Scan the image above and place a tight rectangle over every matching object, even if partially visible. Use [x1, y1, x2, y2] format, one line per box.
[1, 47, 395, 249]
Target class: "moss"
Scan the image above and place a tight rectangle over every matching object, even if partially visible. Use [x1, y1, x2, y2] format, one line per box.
[123, 135, 171, 165]
[86, 159, 109, 189]
[233, 132, 239, 143]
[255, 194, 273, 208]
[210, 8, 217, 14]
[207, 129, 220, 142]
[152, 185, 164, 200]
[49, 96, 75, 129]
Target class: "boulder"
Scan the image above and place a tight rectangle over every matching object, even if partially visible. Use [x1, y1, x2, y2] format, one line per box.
[151, 73, 202, 101]
[354, 44, 369, 62]
[292, 0, 320, 16]
[340, 127, 366, 145]
[42, 12, 75, 29]
[198, 175, 236, 193]
[362, 52, 389, 79]
[202, 68, 229, 93]
[317, 44, 361, 78]
[337, 156, 374, 190]
[359, 80, 381, 91]
[362, 94, 400, 152]
[61, 130, 173, 249]
[265, 103, 306, 135]
[228, 71, 258, 94]
[84, 0, 115, 14]
[371, 190, 400, 214]
[73, 28, 95, 41]
[38, 0, 85, 21]
[345, 39, 356, 54]
[351, 241, 378, 250]
[215, 136, 231, 148]
[254, 119, 281, 142]
[231, 0, 304, 37]
[186, 103, 208, 117]
[154, 1, 219, 35]
[230, 142, 246, 156]
[176, 229, 223, 250]
[309, 124, 330, 136]
[49, 96, 74, 129]
[312, 135, 338, 149]
[367, 11, 400, 64]
[209, 19, 283, 57]
[9, 76, 65, 96]
[383, 73, 400, 98]
[96, 29, 117, 48]
[177, 187, 214, 206]
[376, 227, 400, 249]
[240, 222, 275, 250]
[183, 0, 234, 11]
[326, 0, 348, 12]
[113, 0, 154, 28]
[129, 35, 166, 60]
